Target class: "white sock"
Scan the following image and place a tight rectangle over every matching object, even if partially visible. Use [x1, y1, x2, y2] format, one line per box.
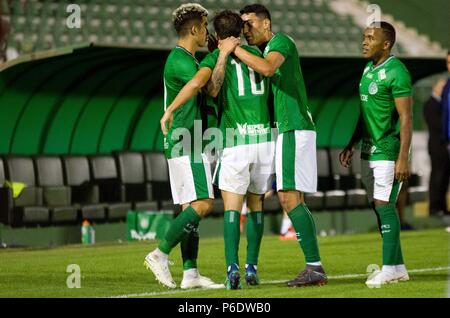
[307, 261, 322, 266]
[382, 265, 396, 274]
[280, 217, 292, 235]
[396, 264, 407, 272]
[241, 204, 248, 215]
[183, 268, 198, 280]
[153, 248, 168, 260]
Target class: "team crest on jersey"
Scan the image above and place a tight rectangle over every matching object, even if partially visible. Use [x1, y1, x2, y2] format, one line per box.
[366, 73, 373, 79]
[368, 82, 378, 95]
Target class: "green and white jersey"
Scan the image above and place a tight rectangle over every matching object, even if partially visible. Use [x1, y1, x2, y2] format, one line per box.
[359, 55, 412, 161]
[263, 33, 315, 134]
[163, 46, 201, 159]
[200, 45, 271, 147]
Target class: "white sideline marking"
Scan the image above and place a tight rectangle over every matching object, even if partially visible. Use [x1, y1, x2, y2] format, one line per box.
[109, 266, 450, 298]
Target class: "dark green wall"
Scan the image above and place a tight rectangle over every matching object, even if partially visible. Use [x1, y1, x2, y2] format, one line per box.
[0, 46, 446, 155]
[369, 0, 449, 49]
[0, 46, 167, 155]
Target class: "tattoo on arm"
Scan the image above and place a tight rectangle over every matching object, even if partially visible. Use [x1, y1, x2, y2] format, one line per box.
[205, 55, 227, 97]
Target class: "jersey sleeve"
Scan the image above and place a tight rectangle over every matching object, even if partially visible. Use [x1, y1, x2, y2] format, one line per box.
[267, 34, 291, 58]
[176, 59, 198, 84]
[199, 49, 219, 70]
[390, 66, 412, 98]
[242, 45, 262, 57]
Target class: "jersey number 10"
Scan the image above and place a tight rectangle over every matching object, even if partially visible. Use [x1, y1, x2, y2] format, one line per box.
[231, 60, 265, 96]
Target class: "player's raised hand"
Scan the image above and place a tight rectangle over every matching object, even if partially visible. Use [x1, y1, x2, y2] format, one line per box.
[160, 110, 173, 136]
[339, 147, 353, 168]
[218, 36, 240, 55]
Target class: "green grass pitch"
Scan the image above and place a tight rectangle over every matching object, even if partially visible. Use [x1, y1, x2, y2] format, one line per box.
[0, 228, 448, 298]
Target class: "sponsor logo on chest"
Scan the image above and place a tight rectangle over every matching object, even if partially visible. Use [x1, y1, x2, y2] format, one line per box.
[237, 123, 270, 136]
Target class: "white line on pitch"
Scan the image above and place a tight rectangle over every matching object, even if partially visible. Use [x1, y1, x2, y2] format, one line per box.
[109, 266, 450, 298]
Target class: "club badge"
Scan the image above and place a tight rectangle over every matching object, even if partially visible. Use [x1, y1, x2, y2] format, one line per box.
[369, 82, 378, 95]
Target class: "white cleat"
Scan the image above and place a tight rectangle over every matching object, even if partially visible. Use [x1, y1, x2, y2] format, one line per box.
[144, 251, 176, 289]
[181, 274, 225, 289]
[365, 269, 399, 288]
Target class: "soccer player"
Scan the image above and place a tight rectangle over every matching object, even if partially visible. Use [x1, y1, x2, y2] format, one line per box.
[144, 3, 223, 290]
[161, 10, 275, 290]
[201, 11, 275, 290]
[339, 21, 412, 287]
[232, 4, 327, 287]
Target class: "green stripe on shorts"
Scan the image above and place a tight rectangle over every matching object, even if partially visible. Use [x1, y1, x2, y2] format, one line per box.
[388, 179, 402, 204]
[282, 131, 296, 190]
[213, 161, 221, 187]
[190, 158, 210, 200]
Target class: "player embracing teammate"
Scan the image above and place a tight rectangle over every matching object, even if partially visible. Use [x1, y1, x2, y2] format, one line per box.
[146, 2, 327, 290]
[233, 4, 327, 287]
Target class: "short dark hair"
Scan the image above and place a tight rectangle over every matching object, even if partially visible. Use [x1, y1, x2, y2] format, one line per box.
[370, 21, 396, 48]
[213, 10, 243, 39]
[172, 3, 209, 36]
[239, 4, 271, 21]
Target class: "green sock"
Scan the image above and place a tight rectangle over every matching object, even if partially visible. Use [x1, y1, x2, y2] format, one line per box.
[224, 210, 240, 267]
[288, 203, 321, 263]
[396, 240, 404, 265]
[181, 223, 199, 270]
[374, 207, 404, 265]
[375, 204, 403, 265]
[159, 205, 201, 255]
[246, 211, 264, 265]
[371, 204, 383, 237]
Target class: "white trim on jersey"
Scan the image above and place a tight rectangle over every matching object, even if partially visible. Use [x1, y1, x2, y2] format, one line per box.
[163, 78, 167, 111]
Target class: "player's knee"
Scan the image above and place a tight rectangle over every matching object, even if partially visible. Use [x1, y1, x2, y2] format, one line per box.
[278, 191, 303, 212]
[373, 199, 389, 207]
[192, 199, 213, 217]
[278, 196, 293, 212]
[247, 194, 264, 211]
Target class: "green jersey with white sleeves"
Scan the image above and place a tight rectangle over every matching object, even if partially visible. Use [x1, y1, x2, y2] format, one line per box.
[200, 45, 271, 147]
[263, 33, 315, 133]
[359, 55, 412, 161]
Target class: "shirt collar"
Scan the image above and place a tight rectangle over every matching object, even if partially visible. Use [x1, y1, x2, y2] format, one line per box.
[371, 55, 395, 71]
[175, 45, 199, 65]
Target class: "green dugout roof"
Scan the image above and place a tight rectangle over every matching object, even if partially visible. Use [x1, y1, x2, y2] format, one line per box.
[0, 44, 446, 155]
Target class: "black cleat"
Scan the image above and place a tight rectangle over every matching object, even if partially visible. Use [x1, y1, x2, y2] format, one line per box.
[287, 265, 328, 287]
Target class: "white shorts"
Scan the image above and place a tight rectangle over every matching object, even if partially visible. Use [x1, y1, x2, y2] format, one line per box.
[167, 154, 214, 205]
[213, 142, 275, 195]
[276, 130, 317, 193]
[361, 160, 402, 203]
